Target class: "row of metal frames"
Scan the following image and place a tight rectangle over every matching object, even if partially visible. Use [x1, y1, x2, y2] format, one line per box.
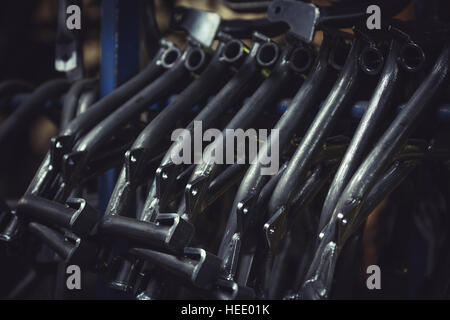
[1, 0, 450, 299]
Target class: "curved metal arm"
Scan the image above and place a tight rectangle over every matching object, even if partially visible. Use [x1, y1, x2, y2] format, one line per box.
[138, 36, 268, 223]
[266, 37, 368, 235]
[104, 39, 238, 219]
[24, 41, 171, 200]
[317, 37, 405, 235]
[335, 41, 450, 247]
[60, 78, 97, 130]
[301, 41, 450, 300]
[0, 79, 71, 150]
[183, 41, 304, 224]
[58, 45, 203, 201]
[61, 40, 170, 141]
[217, 35, 333, 263]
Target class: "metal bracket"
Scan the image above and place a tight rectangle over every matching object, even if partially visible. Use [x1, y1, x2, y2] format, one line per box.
[171, 7, 221, 47]
[267, 0, 320, 43]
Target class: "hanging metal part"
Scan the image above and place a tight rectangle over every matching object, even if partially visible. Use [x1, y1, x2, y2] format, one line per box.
[0, 42, 173, 254]
[15, 44, 207, 273]
[104, 36, 238, 219]
[335, 43, 450, 248]
[23, 42, 171, 202]
[265, 33, 377, 247]
[267, 0, 319, 43]
[184, 36, 305, 224]
[138, 33, 269, 223]
[217, 34, 333, 274]
[55, 0, 84, 80]
[171, 7, 222, 47]
[267, 0, 411, 43]
[59, 44, 202, 202]
[301, 41, 450, 300]
[61, 40, 171, 141]
[317, 29, 421, 235]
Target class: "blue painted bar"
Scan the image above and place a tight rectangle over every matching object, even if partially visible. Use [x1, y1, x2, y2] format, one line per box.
[98, 0, 140, 213]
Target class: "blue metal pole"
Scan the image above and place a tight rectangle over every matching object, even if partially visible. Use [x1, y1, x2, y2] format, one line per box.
[98, 0, 140, 213]
[96, 0, 140, 298]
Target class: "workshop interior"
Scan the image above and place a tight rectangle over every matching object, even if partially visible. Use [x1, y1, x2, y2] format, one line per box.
[1, 0, 450, 300]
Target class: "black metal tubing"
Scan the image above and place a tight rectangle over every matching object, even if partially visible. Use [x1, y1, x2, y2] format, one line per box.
[355, 159, 418, 229]
[204, 163, 247, 206]
[266, 161, 338, 250]
[17, 195, 75, 228]
[317, 37, 404, 234]
[58, 45, 204, 201]
[0, 79, 71, 149]
[77, 133, 151, 184]
[217, 35, 334, 264]
[184, 41, 303, 223]
[62, 121, 143, 184]
[239, 154, 341, 289]
[16, 195, 99, 237]
[221, 163, 288, 286]
[24, 42, 171, 199]
[261, 164, 337, 298]
[13, 45, 205, 275]
[104, 39, 238, 218]
[127, 36, 275, 300]
[0, 197, 10, 215]
[28, 222, 71, 260]
[71, 45, 192, 161]
[130, 247, 221, 290]
[300, 41, 450, 300]
[138, 35, 268, 223]
[265, 37, 368, 234]
[99, 214, 194, 254]
[27, 222, 96, 266]
[0, 44, 174, 247]
[291, 158, 417, 300]
[60, 78, 97, 130]
[246, 141, 347, 294]
[60, 40, 170, 141]
[75, 86, 99, 117]
[335, 42, 450, 247]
